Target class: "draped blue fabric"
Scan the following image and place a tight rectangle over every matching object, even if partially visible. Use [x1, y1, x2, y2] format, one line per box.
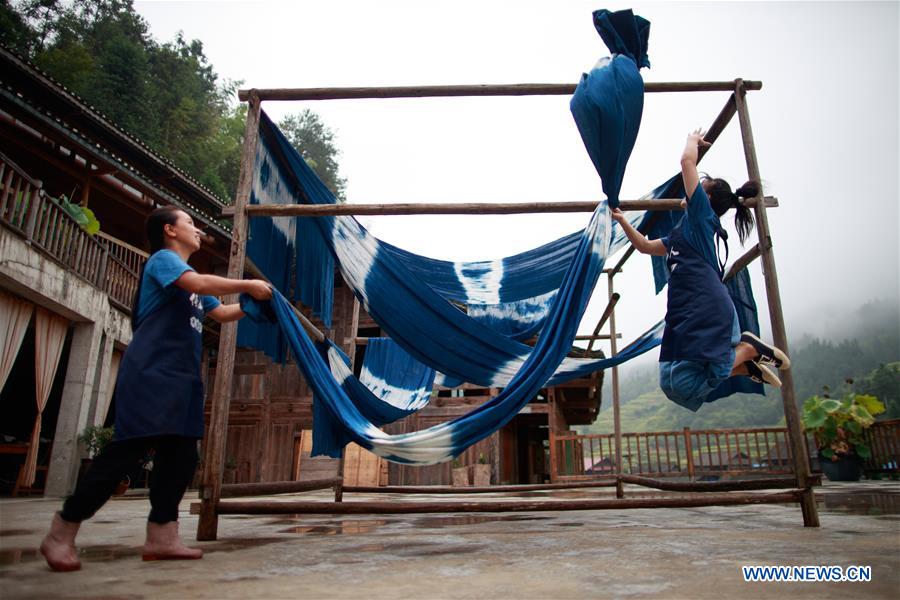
[311, 338, 435, 457]
[707, 267, 765, 401]
[236, 130, 301, 363]
[359, 338, 435, 411]
[257, 188, 621, 463]
[642, 175, 685, 294]
[380, 233, 581, 305]
[571, 9, 650, 209]
[254, 111, 663, 387]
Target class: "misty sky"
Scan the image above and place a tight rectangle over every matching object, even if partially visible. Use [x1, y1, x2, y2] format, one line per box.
[136, 0, 899, 359]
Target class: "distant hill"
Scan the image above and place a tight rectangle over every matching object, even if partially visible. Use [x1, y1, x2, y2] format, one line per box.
[583, 298, 899, 434]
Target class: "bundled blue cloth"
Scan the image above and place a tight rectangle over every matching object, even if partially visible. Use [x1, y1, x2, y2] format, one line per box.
[571, 9, 650, 208]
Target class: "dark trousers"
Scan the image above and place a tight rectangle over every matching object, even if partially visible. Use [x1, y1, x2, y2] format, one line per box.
[61, 435, 199, 524]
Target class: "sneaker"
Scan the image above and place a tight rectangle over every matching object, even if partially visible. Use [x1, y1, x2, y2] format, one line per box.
[744, 360, 782, 387]
[740, 331, 791, 369]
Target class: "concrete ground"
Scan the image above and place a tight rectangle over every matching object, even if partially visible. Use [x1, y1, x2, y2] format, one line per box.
[1, 481, 898, 599]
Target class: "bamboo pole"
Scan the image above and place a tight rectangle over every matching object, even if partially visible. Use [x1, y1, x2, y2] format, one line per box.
[585, 293, 620, 355]
[220, 478, 342, 498]
[733, 79, 819, 527]
[221, 197, 777, 218]
[618, 474, 816, 492]
[211, 490, 801, 515]
[237, 81, 762, 102]
[608, 272, 624, 499]
[723, 244, 762, 283]
[344, 480, 618, 494]
[196, 92, 262, 542]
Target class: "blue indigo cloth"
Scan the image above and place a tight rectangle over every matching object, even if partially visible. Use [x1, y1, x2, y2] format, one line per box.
[570, 9, 650, 208]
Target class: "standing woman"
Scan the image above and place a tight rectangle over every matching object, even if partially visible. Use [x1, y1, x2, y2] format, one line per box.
[612, 129, 790, 412]
[40, 206, 272, 571]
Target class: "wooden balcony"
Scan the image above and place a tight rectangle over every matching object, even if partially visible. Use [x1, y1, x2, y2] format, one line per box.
[0, 152, 145, 313]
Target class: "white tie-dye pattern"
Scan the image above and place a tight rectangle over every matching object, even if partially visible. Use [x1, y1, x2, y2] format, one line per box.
[251, 143, 296, 240]
[330, 217, 377, 312]
[326, 346, 352, 385]
[454, 259, 504, 304]
[359, 364, 432, 410]
[467, 291, 556, 325]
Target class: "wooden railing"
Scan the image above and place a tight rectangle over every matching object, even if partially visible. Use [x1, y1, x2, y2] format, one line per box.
[0, 153, 144, 312]
[555, 427, 806, 481]
[556, 420, 900, 481]
[96, 232, 147, 311]
[863, 419, 900, 475]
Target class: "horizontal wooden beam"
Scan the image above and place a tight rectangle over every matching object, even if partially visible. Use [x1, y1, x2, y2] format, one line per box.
[208, 490, 801, 514]
[222, 197, 778, 218]
[573, 333, 621, 341]
[219, 478, 342, 498]
[238, 81, 762, 102]
[619, 474, 819, 492]
[344, 480, 618, 495]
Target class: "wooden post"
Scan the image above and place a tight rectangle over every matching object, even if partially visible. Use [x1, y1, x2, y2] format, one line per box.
[733, 79, 819, 527]
[196, 92, 262, 541]
[608, 272, 624, 499]
[335, 296, 361, 502]
[23, 182, 41, 242]
[547, 387, 559, 483]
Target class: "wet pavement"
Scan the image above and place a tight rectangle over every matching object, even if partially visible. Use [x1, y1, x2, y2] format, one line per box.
[1, 480, 898, 599]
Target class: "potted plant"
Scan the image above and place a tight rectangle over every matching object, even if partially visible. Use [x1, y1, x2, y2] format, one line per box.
[77, 425, 130, 494]
[472, 453, 491, 486]
[801, 386, 886, 482]
[451, 458, 470, 487]
[78, 425, 114, 459]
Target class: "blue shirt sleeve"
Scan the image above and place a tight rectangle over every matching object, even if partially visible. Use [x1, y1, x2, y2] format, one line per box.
[135, 250, 196, 326]
[146, 249, 194, 288]
[201, 295, 221, 313]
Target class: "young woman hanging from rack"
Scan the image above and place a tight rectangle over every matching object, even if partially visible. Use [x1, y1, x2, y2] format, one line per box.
[611, 129, 790, 412]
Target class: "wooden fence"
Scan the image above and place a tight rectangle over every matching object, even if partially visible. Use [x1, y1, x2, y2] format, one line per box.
[863, 419, 900, 475]
[0, 153, 144, 311]
[555, 420, 900, 481]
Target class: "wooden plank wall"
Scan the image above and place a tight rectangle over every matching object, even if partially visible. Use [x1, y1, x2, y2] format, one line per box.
[384, 392, 498, 486]
[203, 280, 358, 484]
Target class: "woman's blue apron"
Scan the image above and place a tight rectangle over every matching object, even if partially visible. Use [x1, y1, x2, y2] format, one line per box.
[113, 288, 206, 440]
[659, 225, 734, 364]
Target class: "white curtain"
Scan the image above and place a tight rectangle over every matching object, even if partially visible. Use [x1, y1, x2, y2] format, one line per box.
[24, 308, 68, 486]
[0, 291, 33, 393]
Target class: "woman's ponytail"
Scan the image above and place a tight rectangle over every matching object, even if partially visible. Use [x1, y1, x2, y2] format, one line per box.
[706, 176, 760, 245]
[733, 181, 759, 245]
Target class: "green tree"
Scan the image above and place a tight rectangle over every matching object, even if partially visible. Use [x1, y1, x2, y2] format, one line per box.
[279, 109, 347, 201]
[2, 0, 347, 204]
[0, 0, 38, 52]
[856, 362, 900, 420]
